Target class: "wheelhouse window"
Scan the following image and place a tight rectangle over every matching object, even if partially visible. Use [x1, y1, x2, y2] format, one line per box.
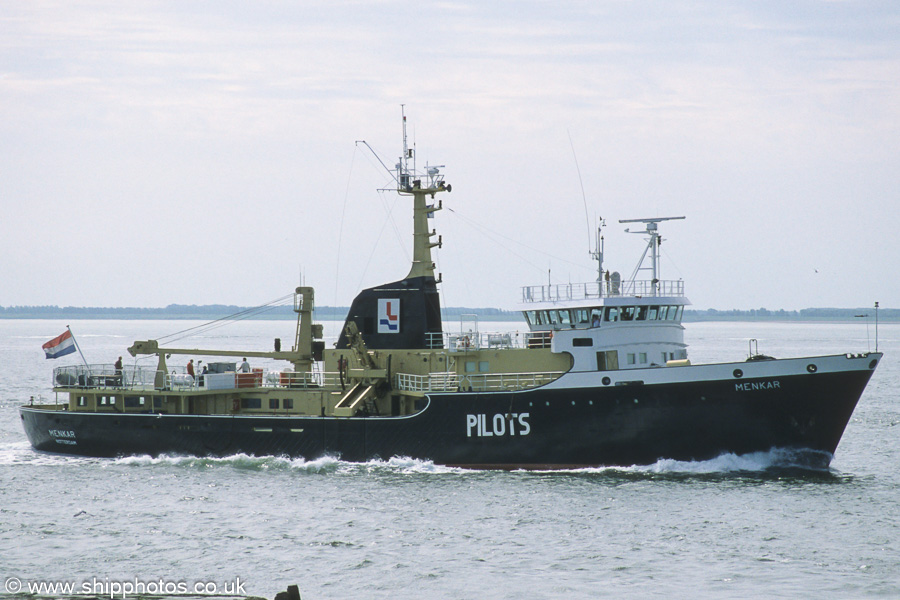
[558, 310, 571, 326]
[648, 306, 660, 320]
[590, 309, 602, 326]
[621, 307, 636, 321]
[636, 306, 648, 320]
[605, 307, 619, 321]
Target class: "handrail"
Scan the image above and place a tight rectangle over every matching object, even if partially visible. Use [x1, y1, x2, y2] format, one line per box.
[395, 371, 564, 393]
[521, 279, 684, 303]
[426, 330, 550, 351]
[52, 364, 341, 392]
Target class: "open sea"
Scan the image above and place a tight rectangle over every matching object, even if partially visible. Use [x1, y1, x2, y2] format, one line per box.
[1, 318, 898, 599]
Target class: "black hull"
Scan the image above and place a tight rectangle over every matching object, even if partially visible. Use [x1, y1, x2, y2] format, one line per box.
[20, 358, 878, 468]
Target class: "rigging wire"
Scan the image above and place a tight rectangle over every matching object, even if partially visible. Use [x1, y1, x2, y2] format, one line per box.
[445, 206, 590, 276]
[567, 130, 594, 255]
[333, 145, 358, 323]
[352, 142, 410, 289]
[155, 294, 295, 345]
[660, 246, 685, 280]
[355, 191, 408, 292]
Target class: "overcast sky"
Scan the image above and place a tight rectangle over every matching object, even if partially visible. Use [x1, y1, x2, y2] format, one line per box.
[1, 1, 897, 312]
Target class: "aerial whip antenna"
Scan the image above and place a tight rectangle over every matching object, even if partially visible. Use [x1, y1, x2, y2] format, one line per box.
[568, 131, 605, 281]
[567, 130, 592, 254]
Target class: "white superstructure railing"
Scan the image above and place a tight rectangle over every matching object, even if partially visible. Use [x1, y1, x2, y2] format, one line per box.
[425, 330, 551, 350]
[521, 279, 684, 304]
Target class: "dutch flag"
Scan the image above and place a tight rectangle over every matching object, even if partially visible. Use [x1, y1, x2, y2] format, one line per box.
[42, 329, 77, 360]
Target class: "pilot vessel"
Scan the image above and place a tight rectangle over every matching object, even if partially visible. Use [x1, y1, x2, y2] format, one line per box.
[20, 113, 882, 468]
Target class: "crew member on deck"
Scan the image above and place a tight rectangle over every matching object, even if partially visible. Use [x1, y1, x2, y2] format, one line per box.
[114, 356, 123, 386]
[239, 358, 250, 373]
[187, 359, 195, 379]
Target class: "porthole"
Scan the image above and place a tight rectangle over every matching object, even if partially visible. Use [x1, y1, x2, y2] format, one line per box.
[807, 364, 818, 373]
[869, 359, 878, 369]
[733, 369, 743, 378]
[602, 377, 611, 386]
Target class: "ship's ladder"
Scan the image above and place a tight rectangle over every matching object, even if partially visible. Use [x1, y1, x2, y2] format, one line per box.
[333, 382, 377, 417]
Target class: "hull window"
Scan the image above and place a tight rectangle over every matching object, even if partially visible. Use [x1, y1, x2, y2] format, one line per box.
[241, 398, 262, 409]
[597, 350, 619, 371]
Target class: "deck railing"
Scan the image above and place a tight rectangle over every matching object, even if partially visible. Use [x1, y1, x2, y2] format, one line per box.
[426, 330, 551, 350]
[53, 364, 564, 395]
[521, 279, 684, 303]
[395, 371, 563, 393]
[51, 364, 341, 392]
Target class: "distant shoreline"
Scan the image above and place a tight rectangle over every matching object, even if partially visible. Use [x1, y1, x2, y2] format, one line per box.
[0, 305, 895, 322]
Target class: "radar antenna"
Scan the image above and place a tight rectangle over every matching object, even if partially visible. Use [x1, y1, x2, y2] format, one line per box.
[619, 216, 685, 295]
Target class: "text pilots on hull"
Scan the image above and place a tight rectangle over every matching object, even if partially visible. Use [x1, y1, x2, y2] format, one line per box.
[20, 110, 882, 469]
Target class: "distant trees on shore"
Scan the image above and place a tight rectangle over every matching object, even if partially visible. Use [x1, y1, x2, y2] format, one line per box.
[1, 304, 895, 321]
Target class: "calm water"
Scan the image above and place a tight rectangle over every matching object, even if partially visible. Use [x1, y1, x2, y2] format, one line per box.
[1, 319, 898, 599]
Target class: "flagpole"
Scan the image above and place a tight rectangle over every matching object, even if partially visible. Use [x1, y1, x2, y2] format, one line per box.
[67, 325, 90, 368]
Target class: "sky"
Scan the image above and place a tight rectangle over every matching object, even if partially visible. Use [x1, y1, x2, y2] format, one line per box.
[1, 0, 898, 312]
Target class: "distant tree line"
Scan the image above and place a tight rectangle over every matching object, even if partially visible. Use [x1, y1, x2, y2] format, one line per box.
[0, 304, 521, 321]
[683, 307, 898, 321]
[0, 304, 894, 321]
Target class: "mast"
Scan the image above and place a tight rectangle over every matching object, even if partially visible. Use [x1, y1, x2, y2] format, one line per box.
[620, 216, 685, 295]
[590, 218, 606, 282]
[397, 105, 450, 281]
